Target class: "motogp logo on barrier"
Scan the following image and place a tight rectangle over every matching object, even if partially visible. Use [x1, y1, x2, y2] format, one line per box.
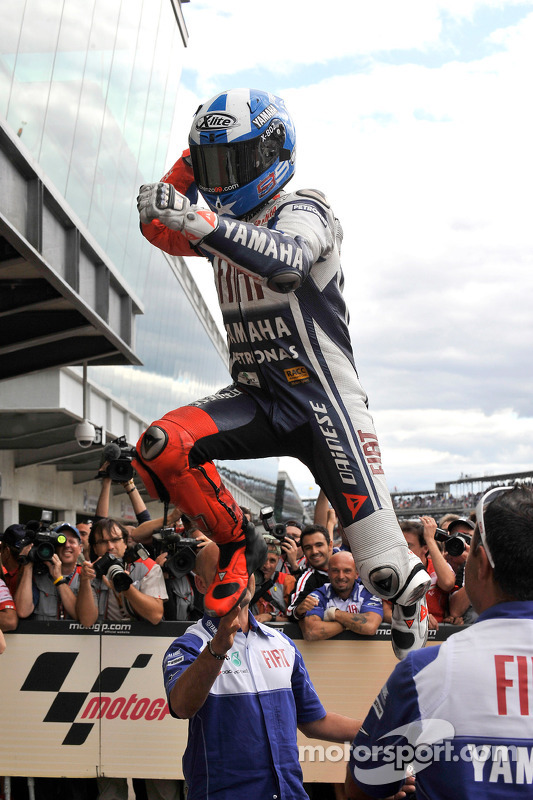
[20, 650, 168, 746]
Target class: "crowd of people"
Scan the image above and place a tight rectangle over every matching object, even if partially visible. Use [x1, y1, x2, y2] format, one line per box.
[0, 472, 464, 800]
[3, 473, 533, 799]
[0, 467, 476, 798]
[391, 482, 522, 512]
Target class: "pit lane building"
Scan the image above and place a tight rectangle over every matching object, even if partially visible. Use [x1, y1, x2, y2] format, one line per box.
[0, 0, 303, 529]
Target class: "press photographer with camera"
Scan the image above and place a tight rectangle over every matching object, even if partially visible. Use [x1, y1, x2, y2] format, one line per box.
[94, 437, 152, 527]
[76, 519, 175, 800]
[150, 519, 209, 621]
[15, 521, 83, 620]
[260, 507, 306, 578]
[444, 516, 479, 625]
[399, 516, 456, 629]
[76, 518, 167, 627]
[252, 540, 296, 623]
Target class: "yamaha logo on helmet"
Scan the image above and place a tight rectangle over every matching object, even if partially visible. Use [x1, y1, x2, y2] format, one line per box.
[196, 112, 238, 131]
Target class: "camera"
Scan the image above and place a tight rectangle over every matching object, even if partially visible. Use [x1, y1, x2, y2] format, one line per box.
[152, 528, 200, 579]
[124, 542, 151, 564]
[260, 506, 288, 542]
[100, 436, 136, 482]
[21, 531, 68, 574]
[75, 420, 96, 448]
[93, 553, 132, 592]
[18, 512, 66, 574]
[434, 528, 472, 557]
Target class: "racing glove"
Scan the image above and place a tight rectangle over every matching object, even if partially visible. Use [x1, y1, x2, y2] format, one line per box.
[137, 183, 218, 245]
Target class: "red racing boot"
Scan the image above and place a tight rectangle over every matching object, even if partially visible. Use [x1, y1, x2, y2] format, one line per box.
[204, 520, 268, 617]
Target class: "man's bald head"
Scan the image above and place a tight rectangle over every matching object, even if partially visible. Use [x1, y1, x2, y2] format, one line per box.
[328, 550, 357, 598]
[328, 551, 356, 571]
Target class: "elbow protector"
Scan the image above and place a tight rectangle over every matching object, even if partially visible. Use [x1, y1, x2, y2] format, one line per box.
[266, 268, 302, 294]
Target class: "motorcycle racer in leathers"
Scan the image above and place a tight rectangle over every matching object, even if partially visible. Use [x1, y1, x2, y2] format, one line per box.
[134, 88, 430, 658]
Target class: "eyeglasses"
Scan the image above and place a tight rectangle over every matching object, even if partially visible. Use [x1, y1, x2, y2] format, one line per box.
[475, 485, 514, 568]
[94, 536, 124, 548]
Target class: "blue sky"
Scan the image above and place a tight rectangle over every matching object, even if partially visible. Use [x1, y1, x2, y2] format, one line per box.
[166, 0, 533, 497]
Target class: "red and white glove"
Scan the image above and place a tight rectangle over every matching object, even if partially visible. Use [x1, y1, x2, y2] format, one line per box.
[137, 183, 218, 245]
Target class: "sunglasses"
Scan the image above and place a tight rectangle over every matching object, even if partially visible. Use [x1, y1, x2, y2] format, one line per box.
[475, 486, 514, 569]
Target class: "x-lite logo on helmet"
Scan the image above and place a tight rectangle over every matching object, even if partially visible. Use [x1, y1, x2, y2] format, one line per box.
[195, 112, 238, 131]
[140, 426, 168, 461]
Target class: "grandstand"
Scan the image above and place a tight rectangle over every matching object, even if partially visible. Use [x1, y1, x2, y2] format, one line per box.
[301, 469, 533, 523]
[392, 470, 533, 519]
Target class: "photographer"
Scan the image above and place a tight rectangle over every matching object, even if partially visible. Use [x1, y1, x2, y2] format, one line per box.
[260, 507, 306, 578]
[399, 517, 455, 629]
[76, 519, 172, 800]
[151, 519, 209, 621]
[279, 520, 308, 576]
[15, 523, 83, 620]
[253, 541, 296, 623]
[76, 518, 167, 627]
[445, 517, 479, 625]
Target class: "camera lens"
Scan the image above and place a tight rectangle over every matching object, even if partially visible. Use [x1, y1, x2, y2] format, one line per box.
[445, 536, 466, 557]
[35, 542, 55, 561]
[166, 547, 197, 578]
[107, 564, 132, 592]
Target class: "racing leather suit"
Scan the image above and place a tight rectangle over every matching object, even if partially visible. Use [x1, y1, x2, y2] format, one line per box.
[134, 152, 428, 605]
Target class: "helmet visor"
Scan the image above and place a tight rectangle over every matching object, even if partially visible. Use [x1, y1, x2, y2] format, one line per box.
[191, 124, 286, 192]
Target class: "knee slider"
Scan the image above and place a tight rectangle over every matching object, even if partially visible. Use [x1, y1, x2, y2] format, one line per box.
[357, 546, 430, 603]
[358, 555, 402, 600]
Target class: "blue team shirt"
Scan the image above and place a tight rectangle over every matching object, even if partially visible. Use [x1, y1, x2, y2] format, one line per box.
[305, 578, 383, 620]
[163, 611, 326, 800]
[349, 601, 533, 799]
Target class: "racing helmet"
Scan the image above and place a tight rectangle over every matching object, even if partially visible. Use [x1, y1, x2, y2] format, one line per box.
[189, 88, 296, 219]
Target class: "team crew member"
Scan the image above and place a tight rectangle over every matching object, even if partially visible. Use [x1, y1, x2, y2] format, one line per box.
[163, 543, 362, 800]
[301, 551, 383, 640]
[288, 524, 334, 621]
[346, 484, 533, 799]
[135, 88, 430, 657]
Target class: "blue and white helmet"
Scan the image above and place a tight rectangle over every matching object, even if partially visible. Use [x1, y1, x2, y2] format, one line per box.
[189, 88, 296, 219]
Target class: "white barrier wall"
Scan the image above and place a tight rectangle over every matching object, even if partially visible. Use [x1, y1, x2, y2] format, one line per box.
[0, 620, 452, 783]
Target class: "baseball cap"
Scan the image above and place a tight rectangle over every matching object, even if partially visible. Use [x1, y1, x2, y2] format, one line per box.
[447, 517, 475, 534]
[52, 522, 81, 541]
[0, 523, 28, 550]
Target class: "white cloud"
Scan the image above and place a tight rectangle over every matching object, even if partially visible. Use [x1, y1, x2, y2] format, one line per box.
[182, 1, 444, 90]
[170, 1, 533, 494]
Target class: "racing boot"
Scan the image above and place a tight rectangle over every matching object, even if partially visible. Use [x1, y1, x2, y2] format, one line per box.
[357, 545, 430, 658]
[391, 595, 429, 661]
[204, 520, 268, 618]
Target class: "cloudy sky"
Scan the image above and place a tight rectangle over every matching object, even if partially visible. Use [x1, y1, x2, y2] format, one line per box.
[167, 0, 533, 498]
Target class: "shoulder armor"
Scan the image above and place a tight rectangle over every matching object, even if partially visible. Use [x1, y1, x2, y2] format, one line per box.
[295, 188, 330, 208]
